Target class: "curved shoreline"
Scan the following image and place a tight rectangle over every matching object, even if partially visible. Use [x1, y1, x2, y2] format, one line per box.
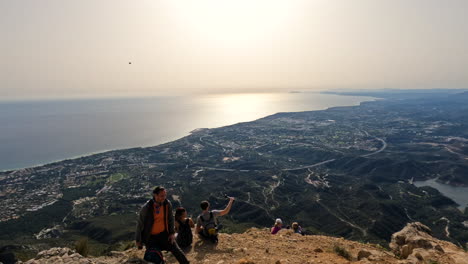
[1, 93, 377, 173]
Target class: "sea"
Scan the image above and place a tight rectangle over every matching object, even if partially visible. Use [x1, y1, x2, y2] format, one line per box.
[0, 92, 374, 171]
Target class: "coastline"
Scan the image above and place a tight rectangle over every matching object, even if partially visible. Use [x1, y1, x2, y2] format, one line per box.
[2, 128, 214, 173]
[0, 93, 378, 173]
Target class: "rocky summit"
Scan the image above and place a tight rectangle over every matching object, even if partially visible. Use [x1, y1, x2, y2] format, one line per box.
[16, 222, 468, 264]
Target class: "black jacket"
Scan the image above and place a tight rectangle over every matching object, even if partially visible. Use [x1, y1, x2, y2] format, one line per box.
[135, 198, 175, 245]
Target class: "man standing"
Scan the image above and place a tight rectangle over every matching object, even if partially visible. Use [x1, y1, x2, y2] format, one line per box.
[136, 186, 189, 264]
[195, 197, 235, 243]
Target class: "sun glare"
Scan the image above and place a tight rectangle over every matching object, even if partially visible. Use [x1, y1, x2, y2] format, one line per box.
[200, 93, 277, 126]
[168, 0, 296, 49]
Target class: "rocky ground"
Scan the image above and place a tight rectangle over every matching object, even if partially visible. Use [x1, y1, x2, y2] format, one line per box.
[16, 223, 468, 264]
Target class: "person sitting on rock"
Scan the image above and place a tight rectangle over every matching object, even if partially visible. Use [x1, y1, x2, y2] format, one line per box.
[175, 207, 195, 248]
[271, 218, 283, 234]
[196, 197, 235, 243]
[291, 222, 303, 235]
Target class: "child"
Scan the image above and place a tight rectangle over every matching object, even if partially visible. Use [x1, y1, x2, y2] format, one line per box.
[175, 207, 195, 248]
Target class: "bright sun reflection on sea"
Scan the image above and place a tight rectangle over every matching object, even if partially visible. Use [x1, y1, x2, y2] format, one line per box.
[197, 93, 282, 127]
[194, 92, 372, 129]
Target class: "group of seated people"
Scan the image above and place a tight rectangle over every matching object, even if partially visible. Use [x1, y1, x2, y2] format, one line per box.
[138, 187, 304, 264]
[175, 205, 304, 250]
[173, 196, 236, 249]
[270, 218, 303, 235]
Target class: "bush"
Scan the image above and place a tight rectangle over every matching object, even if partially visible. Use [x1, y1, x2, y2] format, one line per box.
[333, 245, 352, 260]
[75, 238, 89, 257]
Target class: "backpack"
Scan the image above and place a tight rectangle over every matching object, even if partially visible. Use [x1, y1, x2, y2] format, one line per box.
[176, 219, 193, 248]
[144, 246, 165, 264]
[200, 211, 218, 237]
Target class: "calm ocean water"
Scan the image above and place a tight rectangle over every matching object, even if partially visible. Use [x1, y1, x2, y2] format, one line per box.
[0, 93, 374, 171]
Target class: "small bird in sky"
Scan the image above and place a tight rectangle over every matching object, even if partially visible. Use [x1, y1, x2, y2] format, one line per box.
[128, 62, 132, 65]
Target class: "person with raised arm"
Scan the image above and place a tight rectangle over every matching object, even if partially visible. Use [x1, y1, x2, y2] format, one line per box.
[195, 196, 235, 243]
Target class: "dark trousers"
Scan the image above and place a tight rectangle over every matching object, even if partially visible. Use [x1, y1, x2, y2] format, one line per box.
[148, 232, 189, 264]
[197, 230, 218, 243]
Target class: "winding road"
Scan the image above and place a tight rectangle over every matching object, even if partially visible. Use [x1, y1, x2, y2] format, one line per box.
[361, 137, 387, 157]
[282, 159, 336, 171]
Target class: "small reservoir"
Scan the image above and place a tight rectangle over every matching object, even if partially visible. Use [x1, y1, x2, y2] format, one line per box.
[414, 178, 468, 211]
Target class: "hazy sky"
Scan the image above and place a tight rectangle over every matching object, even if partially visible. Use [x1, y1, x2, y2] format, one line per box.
[1, 0, 468, 99]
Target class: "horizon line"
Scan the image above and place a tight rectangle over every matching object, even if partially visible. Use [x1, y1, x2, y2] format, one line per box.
[2, 88, 468, 103]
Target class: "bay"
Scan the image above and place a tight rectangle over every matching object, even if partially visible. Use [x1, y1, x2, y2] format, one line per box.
[0, 92, 374, 171]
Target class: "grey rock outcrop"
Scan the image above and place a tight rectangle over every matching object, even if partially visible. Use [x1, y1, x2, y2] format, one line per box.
[34, 225, 64, 240]
[390, 222, 468, 264]
[20, 247, 92, 264]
